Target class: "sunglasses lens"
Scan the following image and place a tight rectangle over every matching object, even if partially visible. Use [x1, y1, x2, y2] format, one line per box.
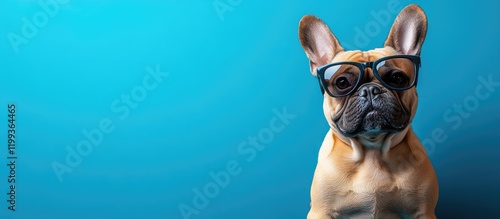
[376, 57, 416, 89]
[322, 64, 360, 96]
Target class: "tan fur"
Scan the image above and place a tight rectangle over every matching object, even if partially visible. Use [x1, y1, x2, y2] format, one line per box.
[299, 5, 438, 219]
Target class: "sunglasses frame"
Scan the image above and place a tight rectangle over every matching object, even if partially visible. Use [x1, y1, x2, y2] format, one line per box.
[316, 55, 421, 97]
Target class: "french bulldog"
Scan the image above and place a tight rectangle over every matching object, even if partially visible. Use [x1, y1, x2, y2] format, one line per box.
[298, 4, 438, 219]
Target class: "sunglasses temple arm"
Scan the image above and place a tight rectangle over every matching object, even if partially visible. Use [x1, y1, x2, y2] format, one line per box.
[317, 78, 325, 95]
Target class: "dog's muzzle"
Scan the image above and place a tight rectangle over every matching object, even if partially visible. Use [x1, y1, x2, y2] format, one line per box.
[334, 83, 409, 137]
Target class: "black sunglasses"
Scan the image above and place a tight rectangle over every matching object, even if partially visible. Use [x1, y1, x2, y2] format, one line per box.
[316, 55, 421, 97]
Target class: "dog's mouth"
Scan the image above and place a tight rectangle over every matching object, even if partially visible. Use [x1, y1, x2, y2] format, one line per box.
[336, 112, 407, 138]
[333, 95, 410, 137]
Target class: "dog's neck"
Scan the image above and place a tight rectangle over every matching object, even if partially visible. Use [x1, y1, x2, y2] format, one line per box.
[334, 126, 410, 161]
[358, 132, 389, 148]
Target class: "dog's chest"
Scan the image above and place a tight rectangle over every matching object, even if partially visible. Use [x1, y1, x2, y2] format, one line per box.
[329, 190, 419, 218]
[351, 157, 394, 193]
[326, 155, 419, 217]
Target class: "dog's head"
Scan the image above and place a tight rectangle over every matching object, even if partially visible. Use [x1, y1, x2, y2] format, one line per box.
[299, 5, 427, 144]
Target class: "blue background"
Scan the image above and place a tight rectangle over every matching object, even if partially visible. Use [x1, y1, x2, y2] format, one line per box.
[1, 0, 499, 218]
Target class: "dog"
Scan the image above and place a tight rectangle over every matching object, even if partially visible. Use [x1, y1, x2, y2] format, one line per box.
[298, 4, 438, 219]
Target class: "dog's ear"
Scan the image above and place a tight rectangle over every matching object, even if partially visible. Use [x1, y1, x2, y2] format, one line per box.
[384, 4, 428, 55]
[299, 15, 343, 76]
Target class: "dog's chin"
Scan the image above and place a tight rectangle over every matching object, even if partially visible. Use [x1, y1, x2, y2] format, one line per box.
[334, 110, 409, 138]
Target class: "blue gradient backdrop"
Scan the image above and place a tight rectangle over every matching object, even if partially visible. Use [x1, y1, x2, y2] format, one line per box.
[0, 0, 499, 218]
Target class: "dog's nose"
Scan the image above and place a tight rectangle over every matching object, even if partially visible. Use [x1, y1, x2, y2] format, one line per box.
[359, 84, 382, 98]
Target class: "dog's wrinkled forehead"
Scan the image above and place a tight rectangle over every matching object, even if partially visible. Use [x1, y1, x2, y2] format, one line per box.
[331, 47, 398, 63]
